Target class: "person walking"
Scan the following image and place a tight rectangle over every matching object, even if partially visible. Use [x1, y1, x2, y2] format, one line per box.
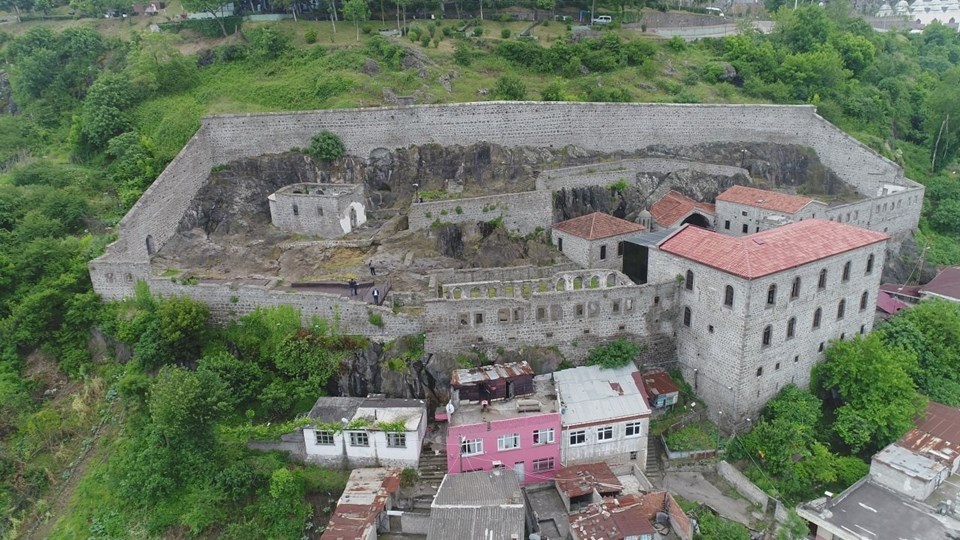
[348, 278, 358, 296]
[372, 288, 380, 305]
[368, 261, 377, 276]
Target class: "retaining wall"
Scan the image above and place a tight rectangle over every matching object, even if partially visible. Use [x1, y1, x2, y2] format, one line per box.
[536, 158, 748, 191]
[407, 190, 552, 233]
[717, 460, 769, 512]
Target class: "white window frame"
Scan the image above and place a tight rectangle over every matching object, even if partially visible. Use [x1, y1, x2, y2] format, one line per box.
[348, 431, 369, 447]
[461, 438, 483, 456]
[532, 457, 555, 473]
[315, 430, 336, 446]
[569, 430, 587, 446]
[625, 421, 643, 438]
[597, 426, 614, 441]
[533, 428, 555, 445]
[498, 433, 520, 451]
[386, 432, 406, 448]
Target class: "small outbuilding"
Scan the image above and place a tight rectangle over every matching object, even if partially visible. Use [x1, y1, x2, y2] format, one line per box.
[641, 369, 680, 409]
[450, 361, 535, 403]
[551, 212, 645, 269]
[268, 182, 366, 237]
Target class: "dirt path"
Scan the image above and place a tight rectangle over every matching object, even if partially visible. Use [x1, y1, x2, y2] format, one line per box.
[24, 412, 121, 540]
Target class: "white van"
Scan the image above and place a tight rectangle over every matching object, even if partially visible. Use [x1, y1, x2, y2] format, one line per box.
[705, 7, 725, 16]
[592, 15, 612, 24]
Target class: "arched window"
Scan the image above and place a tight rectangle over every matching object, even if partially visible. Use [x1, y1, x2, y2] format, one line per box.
[756, 367, 763, 377]
[317, 206, 324, 217]
[685, 270, 694, 291]
[762, 325, 772, 347]
[787, 317, 796, 339]
[818, 269, 827, 290]
[813, 308, 822, 329]
[837, 299, 846, 320]
[724, 285, 734, 307]
[860, 291, 869, 311]
[842, 261, 851, 282]
[866, 254, 874, 275]
[766, 284, 777, 306]
[145, 235, 155, 256]
[683, 307, 691, 327]
[790, 277, 801, 299]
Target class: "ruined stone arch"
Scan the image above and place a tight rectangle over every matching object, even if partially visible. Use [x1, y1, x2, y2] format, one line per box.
[470, 287, 481, 298]
[589, 276, 600, 289]
[573, 276, 583, 290]
[453, 288, 462, 299]
[606, 273, 617, 287]
[556, 279, 566, 292]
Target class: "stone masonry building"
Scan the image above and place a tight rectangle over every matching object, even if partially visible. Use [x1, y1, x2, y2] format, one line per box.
[551, 212, 645, 270]
[268, 182, 366, 237]
[642, 219, 888, 424]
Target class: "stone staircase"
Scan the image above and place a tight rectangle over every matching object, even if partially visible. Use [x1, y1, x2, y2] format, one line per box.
[418, 447, 448, 487]
[645, 435, 663, 480]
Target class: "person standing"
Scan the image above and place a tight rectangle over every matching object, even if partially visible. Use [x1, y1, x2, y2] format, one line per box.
[348, 278, 358, 296]
[368, 261, 377, 276]
[372, 288, 380, 305]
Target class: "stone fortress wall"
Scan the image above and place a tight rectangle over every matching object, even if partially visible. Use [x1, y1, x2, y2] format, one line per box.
[407, 190, 552, 234]
[88, 102, 924, 356]
[535, 158, 749, 192]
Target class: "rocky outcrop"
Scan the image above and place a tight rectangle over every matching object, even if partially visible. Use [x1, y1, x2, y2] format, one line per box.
[0, 71, 17, 115]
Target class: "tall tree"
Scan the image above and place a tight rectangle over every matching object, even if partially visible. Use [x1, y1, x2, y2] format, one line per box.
[343, 0, 370, 41]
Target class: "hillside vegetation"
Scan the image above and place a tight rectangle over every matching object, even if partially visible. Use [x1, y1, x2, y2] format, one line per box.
[2, 4, 960, 536]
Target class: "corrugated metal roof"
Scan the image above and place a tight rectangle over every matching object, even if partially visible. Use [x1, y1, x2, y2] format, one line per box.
[433, 470, 523, 507]
[896, 402, 960, 466]
[555, 463, 622, 498]
[554, 365, 651, 426]
[451, 361, 534, 386]
[642, 369, 680, 398]
[429, 470, 525, 540]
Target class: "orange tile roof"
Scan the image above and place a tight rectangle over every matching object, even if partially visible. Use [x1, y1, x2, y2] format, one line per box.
[649, 191, 716, 228]
[716, 185, 816, 214]
[659, 220, 888, 280]
[552, 212, 645, 240]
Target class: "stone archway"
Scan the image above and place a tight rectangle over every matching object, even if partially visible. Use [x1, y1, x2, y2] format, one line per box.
[681, 212, 711, 229]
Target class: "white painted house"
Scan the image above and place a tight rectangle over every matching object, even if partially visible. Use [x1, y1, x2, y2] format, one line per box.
[301, 396, 427, 468]
[554, 364, 651, 470]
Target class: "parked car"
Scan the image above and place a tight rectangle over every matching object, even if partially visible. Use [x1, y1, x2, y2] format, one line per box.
[592, 15, 612, 24]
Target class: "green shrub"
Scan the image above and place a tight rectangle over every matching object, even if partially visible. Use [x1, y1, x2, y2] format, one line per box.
[442, 26, 453, 37]
[368, 312, 384, 327]
[454, 206, 463, 214]
[304, 28, 318, 43]
[492, 75, 526, 100]
[454, 42, 473, 66]
[585, 339, 640, 369]
[400, 468, 419, 487]
[308, 131, 346, 162]
[247, 26, 291, 60]
[501, 28, 511, 39]
[473, 26, 484, 37]
[420, 34, 431, 47]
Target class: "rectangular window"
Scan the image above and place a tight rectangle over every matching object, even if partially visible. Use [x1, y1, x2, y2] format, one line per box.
[558, 237, 563, 252]
[315, 430, 335, 446]
[498, 433, 520, 451]
[597, 426, 614, 441]
[617, 241, 624, 256]
[724, 220, 730, 230]
[569, 430, 586, 446]
[533, 428, 555, 445]
[532, 457, 555, 473]
[742, 224, 749, 234]
[386, 433, 406, 448]
[599, 245, 607, 260]
[460, 438, 483, 456]
[349, 431, 369, 447]
[625, 421, 643, 437]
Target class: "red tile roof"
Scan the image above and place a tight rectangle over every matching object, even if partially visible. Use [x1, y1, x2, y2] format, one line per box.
[716, 185, 817, 214]
[555, 463, 623, 498]
[880, 283, 923, 300]
[658, 220, 889, 280]
[552, 212, 645, 240]
[650, 191, 716, 228]
[921, 267, 960, 301]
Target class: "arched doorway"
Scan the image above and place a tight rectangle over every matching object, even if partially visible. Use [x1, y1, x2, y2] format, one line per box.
[349, 207, 358, 230]
[145, 235, 155, 256]
[681, 212, 711, 229]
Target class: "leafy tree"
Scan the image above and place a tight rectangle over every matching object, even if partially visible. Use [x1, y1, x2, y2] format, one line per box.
[492, 74, 526, 100]
[247, 27, 291, 61]
[76, 72, 141, 153]
[926, 68, 960, 171]
[343, 0, 371, 42]
[773, 5, 836, 55]
[180, 0, 231, 37]
[813, 334, 925, 453]
[584, 339, 640, 369]
[308, 130, 346, 162]
[148, 365, 228, 446]
[126, 33, 198, 96]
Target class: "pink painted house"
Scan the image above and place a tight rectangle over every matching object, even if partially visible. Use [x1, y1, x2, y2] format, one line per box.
[446, 371, 561, 485]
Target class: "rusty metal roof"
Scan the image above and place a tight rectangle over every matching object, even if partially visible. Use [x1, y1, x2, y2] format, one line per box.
[642, 369, 680, 398]
[896, 402, 960, 466]
[451, 361, 534, 386]
[321, 468, 402, 540]
[555, 463, 623, 498]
